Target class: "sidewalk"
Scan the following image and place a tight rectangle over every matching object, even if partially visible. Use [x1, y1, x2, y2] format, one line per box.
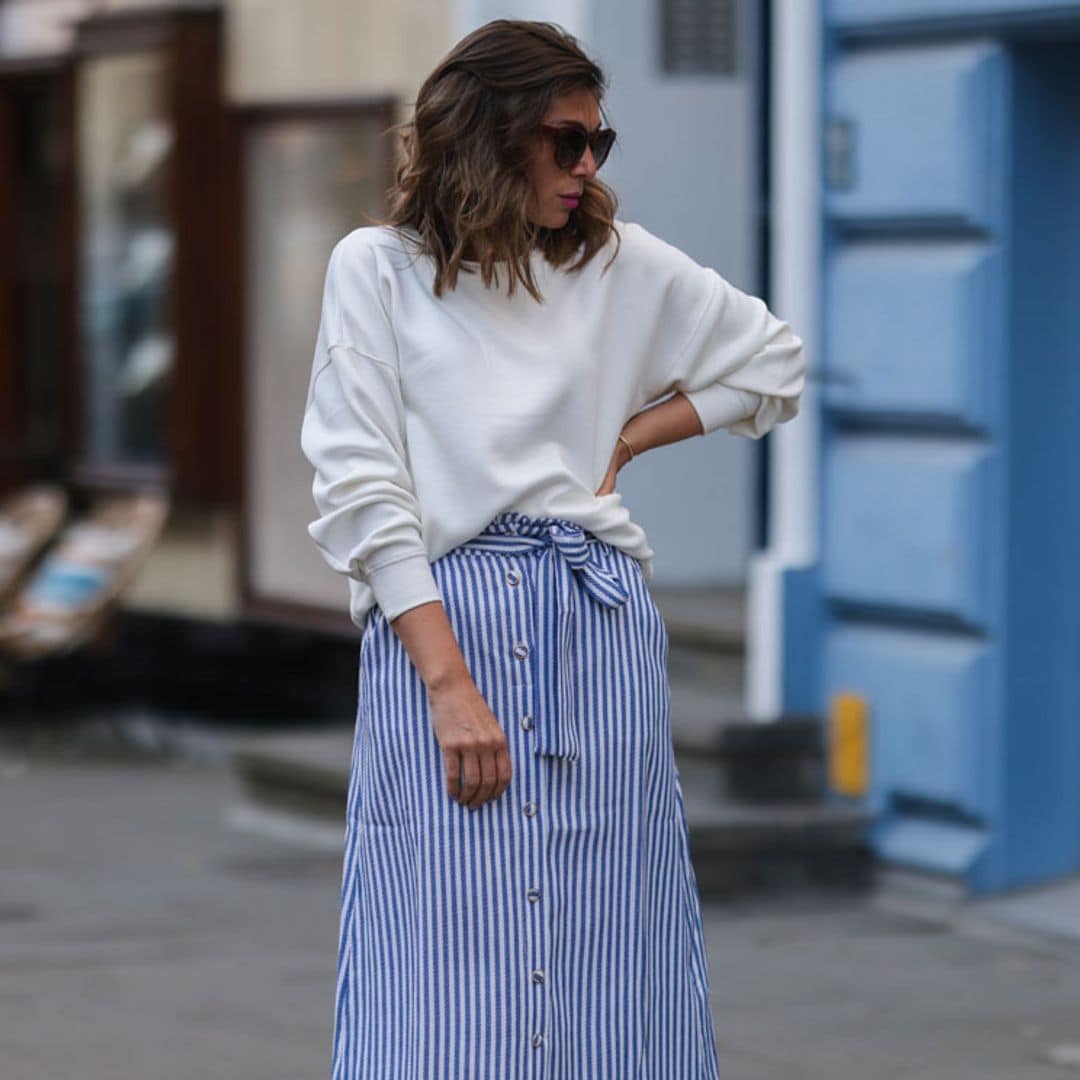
[3, 739, 1080, 1079]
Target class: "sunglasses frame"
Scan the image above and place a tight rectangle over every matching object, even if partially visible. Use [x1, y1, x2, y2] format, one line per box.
[538, 122, 617, 171]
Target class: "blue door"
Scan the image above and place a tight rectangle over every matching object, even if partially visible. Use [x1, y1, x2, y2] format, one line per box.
[816, 4, 1080, 895]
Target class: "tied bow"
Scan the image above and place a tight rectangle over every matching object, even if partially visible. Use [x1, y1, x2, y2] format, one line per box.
[532, 522, 631, 761]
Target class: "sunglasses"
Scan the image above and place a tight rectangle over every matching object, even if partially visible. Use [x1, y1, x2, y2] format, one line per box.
[538, 122, 617, 171]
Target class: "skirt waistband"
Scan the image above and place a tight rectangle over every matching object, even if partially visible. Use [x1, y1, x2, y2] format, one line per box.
[470, 510, 600, 543]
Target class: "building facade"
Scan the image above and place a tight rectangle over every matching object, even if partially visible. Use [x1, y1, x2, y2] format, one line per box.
[774, 0, 1080, 896]
[0, 1, 773, 648]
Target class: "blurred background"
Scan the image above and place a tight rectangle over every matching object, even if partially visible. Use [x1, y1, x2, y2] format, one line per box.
[1, 1, 1080, 1077]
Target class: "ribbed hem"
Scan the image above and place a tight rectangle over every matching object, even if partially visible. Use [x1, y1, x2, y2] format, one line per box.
[367, 552, 443, 622]
[682, 383, 760, 436]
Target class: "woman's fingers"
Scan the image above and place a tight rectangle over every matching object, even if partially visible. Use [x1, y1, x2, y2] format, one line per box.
[458, 750, 481, 804]
[429, 679, 513, 809]
[460, 738, 512, 809]
[457, 756, 488, 807]
[444, 749, 462, 800]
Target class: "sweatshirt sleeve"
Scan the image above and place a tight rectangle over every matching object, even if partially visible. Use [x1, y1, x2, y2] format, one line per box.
[637, 225, 807, 438]
[299, 233, 443, 623]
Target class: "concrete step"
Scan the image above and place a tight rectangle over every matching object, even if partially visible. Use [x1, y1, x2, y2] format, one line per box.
[669, 680, 743, 755]
[230, 730, 351, 823]
[675, 753, 875, 898]
[668, 645, 745, 755]
[660, 590, 753, 757]
[228, 730, 875, 900]
[650, 584, 745, 653]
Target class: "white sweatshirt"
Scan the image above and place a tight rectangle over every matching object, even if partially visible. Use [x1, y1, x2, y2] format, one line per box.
[300, 219, 806, 632]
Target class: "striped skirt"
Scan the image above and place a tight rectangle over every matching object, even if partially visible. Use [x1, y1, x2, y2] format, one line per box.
[332, 511, 721, 1078]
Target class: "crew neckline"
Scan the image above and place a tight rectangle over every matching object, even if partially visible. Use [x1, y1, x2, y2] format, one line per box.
[459, 245, 548, 269]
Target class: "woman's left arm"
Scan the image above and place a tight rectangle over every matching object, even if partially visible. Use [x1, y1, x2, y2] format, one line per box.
[596, 224, 807, 492]
[596, 390, 702, 495]
[659, 274, 806, 440]
[636, 226, 807, 441]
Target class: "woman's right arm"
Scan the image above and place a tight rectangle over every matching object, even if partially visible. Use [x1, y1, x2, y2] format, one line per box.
[390, 601, 513, 809]
[389, 600, 472, 692]
[300, 234, 511, 809]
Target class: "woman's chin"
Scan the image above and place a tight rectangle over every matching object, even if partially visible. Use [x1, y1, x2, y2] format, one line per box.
[526, 207, 573, 231]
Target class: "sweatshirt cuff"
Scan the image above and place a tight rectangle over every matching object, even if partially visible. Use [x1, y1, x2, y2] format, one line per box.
[366, 552, 443, 622]
[682, 383, 761, 436]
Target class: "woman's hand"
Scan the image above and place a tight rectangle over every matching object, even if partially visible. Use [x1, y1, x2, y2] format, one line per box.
[595, 430, 634, 496]
[388, 601, 511, 810]
[427, 673, 513, 810]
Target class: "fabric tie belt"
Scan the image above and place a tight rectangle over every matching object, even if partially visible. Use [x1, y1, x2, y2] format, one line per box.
[458, 519, 631, 762]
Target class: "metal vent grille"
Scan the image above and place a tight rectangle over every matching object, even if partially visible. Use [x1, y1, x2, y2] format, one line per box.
[660, 0, 737, 76]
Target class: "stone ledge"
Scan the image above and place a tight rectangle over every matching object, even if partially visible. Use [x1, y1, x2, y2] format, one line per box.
[650, 585, 745, 652]
[229, 730, 876, 899]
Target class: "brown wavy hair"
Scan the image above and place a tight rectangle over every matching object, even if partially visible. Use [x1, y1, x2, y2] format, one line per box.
[368, 19, 622, 302]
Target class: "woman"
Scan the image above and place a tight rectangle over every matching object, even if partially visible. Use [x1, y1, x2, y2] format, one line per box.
[300, 18, 805, 1079]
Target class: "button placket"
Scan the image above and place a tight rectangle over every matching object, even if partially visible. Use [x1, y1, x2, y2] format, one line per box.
[502, 545, 547, 1058]
[511, 567, 536, 739]
[523, 782, 547, 1054]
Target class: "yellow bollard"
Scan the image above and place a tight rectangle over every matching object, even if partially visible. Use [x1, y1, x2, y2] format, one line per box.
[828, 691, 869, 798]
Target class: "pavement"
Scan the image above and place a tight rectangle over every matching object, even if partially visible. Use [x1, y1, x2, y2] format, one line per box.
[4, 727, 1080, 1079]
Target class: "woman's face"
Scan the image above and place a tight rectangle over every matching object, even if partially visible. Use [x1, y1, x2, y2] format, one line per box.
[523, 87, 602, 229]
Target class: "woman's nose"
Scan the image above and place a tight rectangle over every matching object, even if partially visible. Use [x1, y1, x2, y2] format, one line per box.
[572, 148, 597, 178]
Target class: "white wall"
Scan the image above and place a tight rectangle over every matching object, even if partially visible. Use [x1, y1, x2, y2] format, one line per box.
[453, 0, 589, 39]
[227, 0, 450, 110]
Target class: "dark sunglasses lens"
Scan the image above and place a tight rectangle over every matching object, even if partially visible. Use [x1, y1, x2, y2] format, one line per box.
[555, 130, 586, 169]
[593, 129, 615, 167]
[555, 128, 614, 169]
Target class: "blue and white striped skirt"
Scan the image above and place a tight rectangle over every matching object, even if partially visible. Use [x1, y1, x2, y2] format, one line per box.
[332, 511, 721, 1078]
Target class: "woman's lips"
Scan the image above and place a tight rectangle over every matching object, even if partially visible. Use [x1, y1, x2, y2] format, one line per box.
[559, 194, 580, 207]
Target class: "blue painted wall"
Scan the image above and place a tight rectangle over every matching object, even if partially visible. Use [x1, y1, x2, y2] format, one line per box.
[996, 40, 1080, 889]
[809, 0, 1080, 895]
[830, 0, 1080, 28]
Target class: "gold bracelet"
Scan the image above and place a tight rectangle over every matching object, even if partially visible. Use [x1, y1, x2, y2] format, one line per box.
[617, 433, 636, 460]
